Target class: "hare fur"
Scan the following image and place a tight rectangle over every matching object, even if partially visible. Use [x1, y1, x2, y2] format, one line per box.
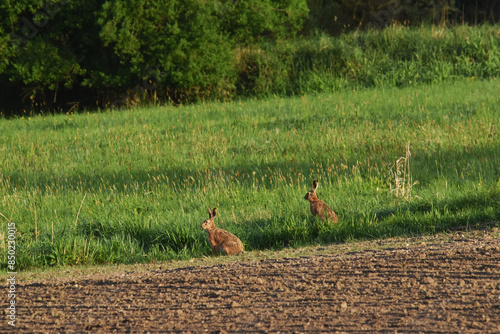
[201, 207, 244, 255]
[304, 180, 339, 222]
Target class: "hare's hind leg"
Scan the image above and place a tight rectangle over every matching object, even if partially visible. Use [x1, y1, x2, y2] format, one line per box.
[219, 245, 228, 255]
[212, 246, 219, 256]
[221, 240, 242, 255]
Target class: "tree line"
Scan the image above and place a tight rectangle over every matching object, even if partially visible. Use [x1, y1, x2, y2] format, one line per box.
[0, 0, 498, 115]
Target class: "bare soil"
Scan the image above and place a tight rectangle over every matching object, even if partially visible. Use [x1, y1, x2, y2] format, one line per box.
[6, 230, 500, 333]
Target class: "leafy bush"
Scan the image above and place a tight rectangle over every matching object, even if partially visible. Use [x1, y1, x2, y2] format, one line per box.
[0, 1, 498, 115]
[0, 0, 309, 113]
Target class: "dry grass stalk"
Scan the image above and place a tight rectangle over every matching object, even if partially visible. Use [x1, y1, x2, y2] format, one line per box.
[389, 142, 418, 200]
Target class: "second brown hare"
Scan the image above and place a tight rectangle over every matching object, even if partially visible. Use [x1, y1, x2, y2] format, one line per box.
[201, 207, 244, 256]
[304, 180, 339, 222]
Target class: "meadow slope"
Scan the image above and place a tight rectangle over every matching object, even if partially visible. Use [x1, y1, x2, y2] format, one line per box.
[0, 79, 498, 270]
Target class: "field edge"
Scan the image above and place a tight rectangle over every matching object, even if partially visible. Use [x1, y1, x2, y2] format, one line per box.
[9, 222, 499, 283]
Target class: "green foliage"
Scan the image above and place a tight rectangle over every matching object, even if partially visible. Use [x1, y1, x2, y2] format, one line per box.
[11, 38, 84, 90]
[98, 0, 234, 98]
[1, 0, 109, 107]
[219, 0, 309, 44]
[0, 0, 498, 114]
[306, 0, 500, 34]
[234, 25, 500, 96]
[0, 78, 498, 270]
[0, 0, 309, 112]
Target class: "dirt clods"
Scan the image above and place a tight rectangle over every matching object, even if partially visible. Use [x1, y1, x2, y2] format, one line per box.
[11, 236, 500, 333]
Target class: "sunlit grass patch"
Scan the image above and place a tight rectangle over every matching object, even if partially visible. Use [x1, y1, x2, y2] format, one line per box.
[0, 78, 498, 270]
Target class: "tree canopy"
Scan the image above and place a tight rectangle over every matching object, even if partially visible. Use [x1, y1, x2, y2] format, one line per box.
[0, 0, 497, 115]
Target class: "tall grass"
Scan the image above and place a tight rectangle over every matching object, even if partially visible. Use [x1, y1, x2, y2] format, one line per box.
[0, 78, 499, 270]
[236, 25, 500, 97]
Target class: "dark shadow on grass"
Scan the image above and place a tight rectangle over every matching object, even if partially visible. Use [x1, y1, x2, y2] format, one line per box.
[73, 184, 499, 260]
[6, 139, 498, 197]
[375, 190, 497, 221]
[76, 218, 202, 255]
[238, 214, 344, 251]
[373, 189, 499, 236]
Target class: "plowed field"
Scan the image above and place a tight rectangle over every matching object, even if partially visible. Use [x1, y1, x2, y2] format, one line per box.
[7, 231, 500, 333]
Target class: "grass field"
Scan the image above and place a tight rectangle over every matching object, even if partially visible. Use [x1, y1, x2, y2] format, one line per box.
[1, 78, 499, 270]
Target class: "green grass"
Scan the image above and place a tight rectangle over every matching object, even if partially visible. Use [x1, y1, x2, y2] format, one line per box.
[1, 78, 499, 270]
[233, 25, 500, 98]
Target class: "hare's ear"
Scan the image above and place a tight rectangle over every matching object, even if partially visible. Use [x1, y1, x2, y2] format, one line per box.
[312, 180, 319, 191]
[212, 208, 217, 218]
[208, 207, 213, 218]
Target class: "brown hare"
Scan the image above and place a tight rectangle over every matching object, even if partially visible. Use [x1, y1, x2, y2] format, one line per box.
[201, 207, 244, 255]
[304, 180, 339, 222]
